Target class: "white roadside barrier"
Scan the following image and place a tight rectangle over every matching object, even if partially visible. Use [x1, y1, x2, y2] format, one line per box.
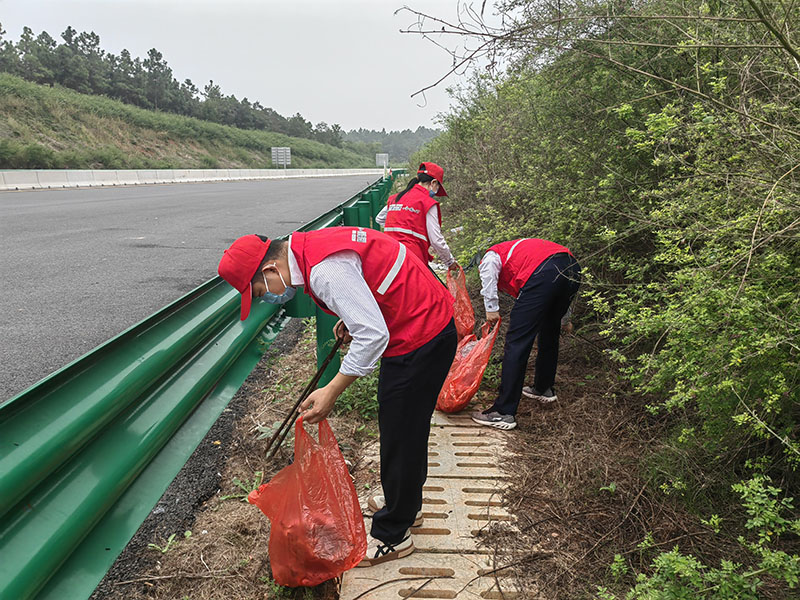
[0, 168, 385, 191]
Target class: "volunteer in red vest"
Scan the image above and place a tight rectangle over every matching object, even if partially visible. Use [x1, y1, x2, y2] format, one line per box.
[376, 162, 459, 271]
[218, 227, 457, 566]
[472, 239, 581, 430]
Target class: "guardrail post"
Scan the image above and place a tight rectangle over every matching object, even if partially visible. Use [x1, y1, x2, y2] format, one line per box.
[315, 309, 340, 387]
[283, 290, 315, 319]
[356, 200, 372, 229]
[343, 205, 360, 226]
[368, 189, 384, 220]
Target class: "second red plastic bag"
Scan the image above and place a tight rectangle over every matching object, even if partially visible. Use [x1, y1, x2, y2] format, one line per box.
[447, 264, 475, 339]
[436, 320, 500, 413]
[247, 417, 367, 587]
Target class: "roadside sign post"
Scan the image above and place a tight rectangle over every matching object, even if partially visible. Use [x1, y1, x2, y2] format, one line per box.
[271, 147, 291, 170]
[376, 153, 389, 178]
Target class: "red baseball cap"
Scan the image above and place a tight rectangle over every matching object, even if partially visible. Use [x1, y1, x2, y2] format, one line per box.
[417, 162, 447, 197]
[218, 235, 271, 320]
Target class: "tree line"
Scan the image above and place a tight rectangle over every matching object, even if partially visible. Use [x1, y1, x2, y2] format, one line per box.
[343, 126, 441, 163]
[0, 24, 443, 162]
[0, 24, 344, 147]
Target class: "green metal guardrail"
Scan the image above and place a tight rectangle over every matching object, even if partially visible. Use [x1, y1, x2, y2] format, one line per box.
[0, 170, 403, 600]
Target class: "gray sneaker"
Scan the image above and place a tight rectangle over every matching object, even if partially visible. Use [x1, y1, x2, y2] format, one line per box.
[471, 410, 517, 430]
[522, 386, 558, 404]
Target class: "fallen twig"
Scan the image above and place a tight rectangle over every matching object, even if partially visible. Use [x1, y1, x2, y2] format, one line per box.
[114, 571, 236, 585]
[572, 480, 649, 566]
[520, 508, 608, 532]
[454, 552, 555, 596]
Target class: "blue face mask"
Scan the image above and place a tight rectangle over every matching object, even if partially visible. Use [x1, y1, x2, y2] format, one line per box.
[260, 267, 296, 304]
[429, 188, 437, 198]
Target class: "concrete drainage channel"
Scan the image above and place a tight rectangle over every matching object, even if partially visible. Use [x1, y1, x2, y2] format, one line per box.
[342, 411, 523, 600]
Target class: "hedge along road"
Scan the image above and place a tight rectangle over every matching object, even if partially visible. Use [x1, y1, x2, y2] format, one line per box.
[0, 175, 378, 403]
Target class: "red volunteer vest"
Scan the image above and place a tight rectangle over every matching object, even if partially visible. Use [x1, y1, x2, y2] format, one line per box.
[488, 238, 572, 298]
[383, 184, 441, 264]
[291, 227, 454, 357]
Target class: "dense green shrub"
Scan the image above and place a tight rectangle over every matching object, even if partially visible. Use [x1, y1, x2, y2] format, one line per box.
[419, 0, 799, 595]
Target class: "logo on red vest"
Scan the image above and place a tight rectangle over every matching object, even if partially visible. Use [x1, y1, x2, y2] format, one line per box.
[351, 228, 367, 243]
[387, 203, 420, 214]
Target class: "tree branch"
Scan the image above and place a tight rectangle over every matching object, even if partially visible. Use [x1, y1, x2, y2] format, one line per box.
[744, 0, 800, 64]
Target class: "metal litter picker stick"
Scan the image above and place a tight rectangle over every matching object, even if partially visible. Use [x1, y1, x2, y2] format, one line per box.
[264, 337, 344, 459]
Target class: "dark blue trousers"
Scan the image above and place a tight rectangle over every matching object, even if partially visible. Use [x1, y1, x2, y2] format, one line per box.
[371, 319, 457, 544]
[491, 254, 581, 416]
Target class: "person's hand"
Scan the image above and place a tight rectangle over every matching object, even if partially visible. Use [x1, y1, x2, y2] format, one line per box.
[333, 319, 353, 344]
[300, 385, 338, 424]
[561, 321, 574, 335]
[448, 261, 461, 272]
[486, 311, 501, 324]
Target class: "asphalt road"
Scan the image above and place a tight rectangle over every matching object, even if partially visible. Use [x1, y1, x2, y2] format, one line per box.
[0, 175, 377, 402]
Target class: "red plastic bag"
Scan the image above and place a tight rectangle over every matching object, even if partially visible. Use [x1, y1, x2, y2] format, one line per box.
[436, 320, 501, 413]
[247, 417, 366, 587]
[447, 265, 475, 339]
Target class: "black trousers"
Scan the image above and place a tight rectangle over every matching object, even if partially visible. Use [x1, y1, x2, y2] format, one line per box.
[371, 318, 457, 544]
[491, 253, 581, 416]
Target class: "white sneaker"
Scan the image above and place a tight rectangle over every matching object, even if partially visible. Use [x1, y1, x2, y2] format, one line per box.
[356, 530, 414, 567]
[367, 495, 423, 527]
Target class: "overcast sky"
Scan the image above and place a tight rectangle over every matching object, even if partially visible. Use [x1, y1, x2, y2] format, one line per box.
[0, 0, 483, 131]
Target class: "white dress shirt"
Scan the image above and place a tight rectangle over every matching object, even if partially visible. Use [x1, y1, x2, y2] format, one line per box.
[288, 237, 389, 377]
[478, 250, 502, 313]
[376, 204, 455, 266]
[375, 205, 387, 226]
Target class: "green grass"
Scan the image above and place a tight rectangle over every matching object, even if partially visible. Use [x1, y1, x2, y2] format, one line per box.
[0, 73, 373, 169]
[335, 370, 379, 423]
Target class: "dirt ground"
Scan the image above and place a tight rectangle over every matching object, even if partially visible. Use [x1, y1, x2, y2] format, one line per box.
[91, 288, 738, 600]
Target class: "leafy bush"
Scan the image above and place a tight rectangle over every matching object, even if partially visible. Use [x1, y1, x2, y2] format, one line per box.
[418, 0, 800, 596]
[597, 475, 800, 599]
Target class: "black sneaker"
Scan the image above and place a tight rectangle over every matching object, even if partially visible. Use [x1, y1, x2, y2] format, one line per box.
[522, 386, 558, 404]
[471, 410, 517, 430]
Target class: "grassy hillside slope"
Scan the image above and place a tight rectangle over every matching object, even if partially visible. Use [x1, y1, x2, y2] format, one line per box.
[0, 74, 372, 170]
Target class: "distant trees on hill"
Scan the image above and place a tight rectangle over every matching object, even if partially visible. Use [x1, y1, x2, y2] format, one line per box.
[343, 127, 440, 164]
[0, 24, 344, 147]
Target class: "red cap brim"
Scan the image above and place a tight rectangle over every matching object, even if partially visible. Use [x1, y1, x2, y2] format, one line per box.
[436, 184, 448, 197]
[240, 282, 253, 320]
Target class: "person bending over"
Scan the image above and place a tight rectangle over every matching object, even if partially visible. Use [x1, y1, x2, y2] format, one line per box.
[472, 238, 581, 430]
[218, 227, 457, 566]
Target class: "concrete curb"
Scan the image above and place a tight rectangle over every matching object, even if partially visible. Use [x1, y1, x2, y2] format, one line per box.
[0, 168, 385, 191]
